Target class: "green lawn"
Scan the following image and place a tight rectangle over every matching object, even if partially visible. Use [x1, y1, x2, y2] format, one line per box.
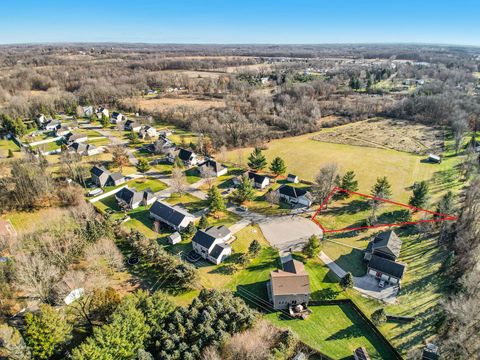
[166, 193, 207, 213]
[265, 304, 397, 359]
[129, 178, 168, 192]
[185, 168, 201, 184]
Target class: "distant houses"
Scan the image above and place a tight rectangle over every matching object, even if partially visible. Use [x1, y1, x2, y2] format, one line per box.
[191, 225, 232, 265]
[149, 200, 195, 231]
[111, 112, 125, 124]
[90, 166, 126, 188]
[277, 185, 313, 207]
[267, 257, 311, 310]
[364, 230, 406, 285]
[139, 125, 157, 139]
[96, 107, 109, 120]
[65, 132, 88, 145]
[124, 119, 141, 132]
[115, 187, 157, 210]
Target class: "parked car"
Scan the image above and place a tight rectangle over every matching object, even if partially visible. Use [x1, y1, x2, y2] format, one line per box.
[378, 279, 386, 288]
[88, 188, 103, 197]
[237, 205, 248, 212]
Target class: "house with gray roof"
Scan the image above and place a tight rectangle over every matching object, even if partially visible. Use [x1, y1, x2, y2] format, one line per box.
[198, 159, 228, 177]
[149, 200, 195, 231]
[65, 132, 88, 145]
[68, 142, 99, 156]
[90, 166, 125, 188]
[277, 185, 313, 207]
[168, 148, 199, 167]
[115, 187, 157, 210]
[191, 225, 232, 264]
[364, 230, 406, 285]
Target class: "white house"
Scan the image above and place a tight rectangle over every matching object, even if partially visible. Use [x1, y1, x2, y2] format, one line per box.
[124, 120, 141, 132]
[68, 142, 99, 156]
[191, 226, 232, 265]
[168, 148, 199, 167]
[246, 171, 270, 189]
[115, 187, 157, 210]
[139, 125, 158, 139]
[149, 200, 195, 231]
[96, 107, 109, 120]
[277, 185, 313, 207]
[110, 112, 124, 124]
[198, 159, 228, 177]
[44, 120, 61, 131]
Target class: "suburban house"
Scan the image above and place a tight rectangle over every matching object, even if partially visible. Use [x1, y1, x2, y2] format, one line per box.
[267, 257, 311, 310]
[65, 132, 88, 144]
[364, 230, 406, 285]
[55, 125, 71, 137]
[287, 174, 299, 183]
[83, 106, 94, 117]
[111, 112, 125, 123]
[149, 200, 195, 231]
[90, 166, 126, 188]
[68, 142, 99, 156]
[36, 114, 50, 125]
[168, 148, 199, 167]
[277, 185, 313, 207]
[168, 232, 182, 245]
[115, 187, 157, 210]
[198, 159, 228, 177]
[44, 120, 61, 131]
[246, 171, 270, 189]
[191, 226, 232, 265]
[96, 107, 109, 119]
[353, 347, 371, 360]
[124, 120, 141, 132]
[139, 125, 158, 139]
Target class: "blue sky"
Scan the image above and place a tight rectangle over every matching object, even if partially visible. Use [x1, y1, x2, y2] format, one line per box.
[1, 0, 479, 45]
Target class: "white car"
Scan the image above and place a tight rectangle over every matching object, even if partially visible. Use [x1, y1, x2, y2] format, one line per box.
[378, 279, 386, 288]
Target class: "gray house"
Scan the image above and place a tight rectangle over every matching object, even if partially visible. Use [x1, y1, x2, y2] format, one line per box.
[268, 258, 310, 310]
[149, 200, 195, 231]
[277, 185, 313, 207]
[115, 187, 157, 210]
[364, 230, 406, 285]
[191, 226, 232, 265]
[198, 159, 228, 177]
[90, 166, 125, 188]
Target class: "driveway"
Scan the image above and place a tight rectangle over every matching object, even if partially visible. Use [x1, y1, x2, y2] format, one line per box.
[319, 251, 398, 303]
[259, 216, 323, 251]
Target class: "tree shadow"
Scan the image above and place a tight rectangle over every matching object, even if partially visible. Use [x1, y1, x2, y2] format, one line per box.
[311, 288, 341, 300]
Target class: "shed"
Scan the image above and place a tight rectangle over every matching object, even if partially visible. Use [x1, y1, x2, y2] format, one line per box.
[168, 232, 182, 245]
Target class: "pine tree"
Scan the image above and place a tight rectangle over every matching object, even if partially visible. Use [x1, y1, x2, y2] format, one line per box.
[269, 156, 286, 177]
[303, 234, 321, 258]
[247, 148, 267, 171]
[208, 185, 226, 212]
[370, 176, 392, 219]
[198, 215, 209, 229]
[409, 181, 429, 209]
[340, 272, 354, 290]
[24, 304, 72, 360]
[248, 239, 261, 257]
[136, 158, 151, 173]
[340, 170, 358, 196]
[100, 114, 110, 128]
[128, 130, 139, 144]
[231, 174, 255, 204]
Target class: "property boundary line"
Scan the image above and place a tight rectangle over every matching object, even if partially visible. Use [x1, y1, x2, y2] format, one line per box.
[311, 187, 457, 233]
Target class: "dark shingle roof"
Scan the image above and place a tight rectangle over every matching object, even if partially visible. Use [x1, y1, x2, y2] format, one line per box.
[109, 172, 124, 181]
[282, 259, 305, 274]
[368, 255, 406, 279]
[278, 185, 310, 199]
[178, 148, 194, 161]
[150, 201, 193, 227]
[116, 187, 142, 204]
[91, 166, 109, 177]
[209, 244, 229, 260]
[192, 226, 231, 249]
[372, 230, 402, 259]
[247, 171, 269, 184]
[201, 159, 226, 173]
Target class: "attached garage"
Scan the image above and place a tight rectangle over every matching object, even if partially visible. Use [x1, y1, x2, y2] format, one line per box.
[367, 254, 406, 285]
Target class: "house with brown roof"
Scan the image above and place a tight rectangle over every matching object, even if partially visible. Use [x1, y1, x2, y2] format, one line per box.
[267, 256, 310, 310]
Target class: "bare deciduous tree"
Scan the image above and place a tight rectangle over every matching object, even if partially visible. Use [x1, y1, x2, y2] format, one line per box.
[171, 167, 188, 195]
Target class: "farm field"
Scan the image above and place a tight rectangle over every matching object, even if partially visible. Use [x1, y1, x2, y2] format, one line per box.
[227, 126, 463, 203]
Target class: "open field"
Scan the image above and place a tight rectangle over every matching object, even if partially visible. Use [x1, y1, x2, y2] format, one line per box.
[0, 138, 20, 158]
[227, 128, 463, 203]
[312, 118, 444, 155]
[126, 95, 225, 112]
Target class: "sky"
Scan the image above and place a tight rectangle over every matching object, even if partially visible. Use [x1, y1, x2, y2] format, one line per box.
[1, 0, 479, 46]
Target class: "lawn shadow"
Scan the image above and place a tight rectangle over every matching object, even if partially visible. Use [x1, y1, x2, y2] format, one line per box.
[311, 288, 341, 301]
[335, 249, 367, 277]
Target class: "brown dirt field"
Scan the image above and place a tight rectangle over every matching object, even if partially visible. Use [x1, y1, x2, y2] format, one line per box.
[312, 118, 444, 154]
[127, 95, 225, 111]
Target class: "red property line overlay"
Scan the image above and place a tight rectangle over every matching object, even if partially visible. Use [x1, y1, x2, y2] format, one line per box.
[311, 187, 458, 233]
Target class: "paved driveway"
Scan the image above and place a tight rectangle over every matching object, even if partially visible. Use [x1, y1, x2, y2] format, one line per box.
[259, 216, 323, 251]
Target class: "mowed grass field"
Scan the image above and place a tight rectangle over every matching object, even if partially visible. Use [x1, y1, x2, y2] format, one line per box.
[227, 128, 462, 203]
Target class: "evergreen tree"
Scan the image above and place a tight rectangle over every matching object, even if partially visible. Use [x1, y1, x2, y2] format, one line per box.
[409, 181, 429, 209]
[128, 130, 140, 144]
[370, 176, 392, 219]
[100, 114, 110, 128]
[340, 272, 354, 290]
[248, 239, 262, 257]
[136, 158, 151, 173]
[7, 149, 14, 158]
[303, 234, 321, 258]
[24, 304, 72, 360]
[231, 174, 255, 204]
[247, 148, 267, 171]
[340, 170, 358, 195]
[371, 308, 387, 325]
[269, 156, 286, 177]
[184, 222, 197, 239]
[208, 185, 226, 212]
[198, 215, 209, 229]
[1, 115, 27, 137]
